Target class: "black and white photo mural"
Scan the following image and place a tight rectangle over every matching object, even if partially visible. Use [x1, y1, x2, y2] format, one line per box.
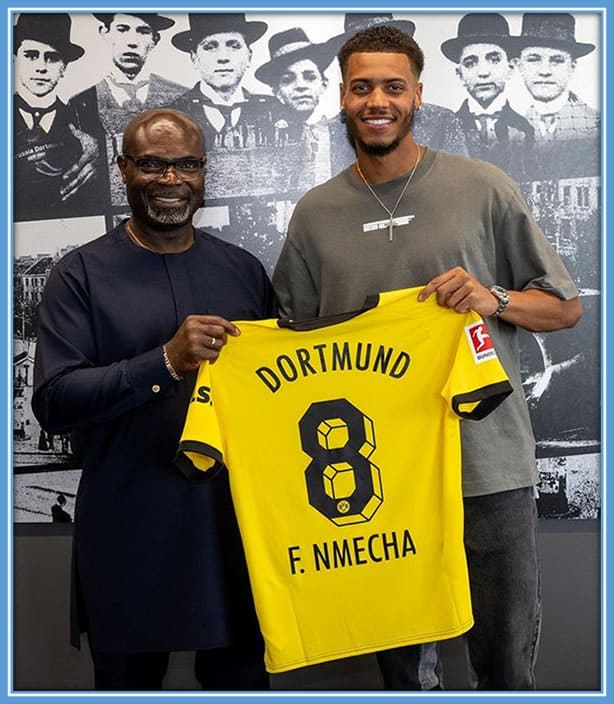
[12, 11, 601, 522]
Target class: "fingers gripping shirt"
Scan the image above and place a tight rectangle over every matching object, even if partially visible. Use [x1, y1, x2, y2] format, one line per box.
[176, 287, 513, 673]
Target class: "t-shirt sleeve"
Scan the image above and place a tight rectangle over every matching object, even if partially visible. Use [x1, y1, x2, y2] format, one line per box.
[175, 362, 225, 480]
[272, 203, 320, 320]
[441, 313, 513, 420]
[499, 185, 579, 300]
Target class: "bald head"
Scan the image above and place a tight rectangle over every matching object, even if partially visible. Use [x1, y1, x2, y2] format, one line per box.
[118, 108, 206, 230]
[122, 108, 205, 156]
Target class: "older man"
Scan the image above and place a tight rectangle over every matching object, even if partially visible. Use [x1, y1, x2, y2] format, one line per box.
[13, 13, 100, 220]
[441, 12, 534, 182]
[33, 108, 276, 691]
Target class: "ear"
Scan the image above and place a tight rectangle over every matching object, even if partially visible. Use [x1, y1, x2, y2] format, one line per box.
[414, 82, 423, 111]
[117, 154, 128, 183]
[339, 81, 345, 110]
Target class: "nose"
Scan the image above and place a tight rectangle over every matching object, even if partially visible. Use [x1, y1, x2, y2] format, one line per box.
[477, 63, 491, 77]
[156, 165, 183, 183]
[294, 75, 311, 91]
[125, 29, 141, 48]
[365, 86, 388, 109]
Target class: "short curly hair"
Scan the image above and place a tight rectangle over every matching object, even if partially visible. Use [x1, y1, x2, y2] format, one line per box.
[338, 25, 425, 80]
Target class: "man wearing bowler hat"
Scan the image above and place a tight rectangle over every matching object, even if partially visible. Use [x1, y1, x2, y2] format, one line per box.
[171, 13, 271, 150]
[513, 12, 599, 179]
[72, 13, 185, 207]
[13, 12, 101, 221]
[328, 13, 469, 177]
[441, 12, 534, 183]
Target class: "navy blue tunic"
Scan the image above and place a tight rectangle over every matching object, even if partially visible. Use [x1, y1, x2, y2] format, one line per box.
[33, 224, 277, 653]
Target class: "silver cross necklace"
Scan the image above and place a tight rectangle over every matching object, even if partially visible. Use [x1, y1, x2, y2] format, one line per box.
[355, 146, 423, 241]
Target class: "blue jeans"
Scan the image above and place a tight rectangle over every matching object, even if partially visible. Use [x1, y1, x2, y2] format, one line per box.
[376, 487, 541, 690]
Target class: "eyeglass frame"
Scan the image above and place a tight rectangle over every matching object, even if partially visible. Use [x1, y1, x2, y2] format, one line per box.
[121, 154, 206, 177]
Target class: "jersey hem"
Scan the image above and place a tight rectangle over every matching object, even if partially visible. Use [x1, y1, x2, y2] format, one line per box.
[264, 617, 474, 674]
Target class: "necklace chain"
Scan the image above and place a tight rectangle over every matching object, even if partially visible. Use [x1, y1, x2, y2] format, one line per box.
[355, 146, 423, 241]
[124, 219, 195, 254]
[124, 219, 158, 252]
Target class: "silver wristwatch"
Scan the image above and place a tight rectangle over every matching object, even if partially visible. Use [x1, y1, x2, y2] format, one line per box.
[489, 285, 510, 317]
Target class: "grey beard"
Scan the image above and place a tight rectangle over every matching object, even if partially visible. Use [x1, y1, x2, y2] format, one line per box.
[147, 203, 191, 226]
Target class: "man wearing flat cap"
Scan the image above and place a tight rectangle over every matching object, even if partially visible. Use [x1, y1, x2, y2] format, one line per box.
[72, 13, 185, 207]
[171, 13, 272, 151]
[513, 13, 599, 179]
[441, 12, 534, 182]
[13, 12, 101, 220]
[328, 14, 469, 176]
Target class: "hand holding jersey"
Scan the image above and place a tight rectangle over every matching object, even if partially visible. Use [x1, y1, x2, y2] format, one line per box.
[419, 265, 581, 332]
[164, 314, 241, 374]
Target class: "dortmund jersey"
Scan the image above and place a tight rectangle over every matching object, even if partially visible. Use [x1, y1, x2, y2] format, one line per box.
[176, 287, 513, 673]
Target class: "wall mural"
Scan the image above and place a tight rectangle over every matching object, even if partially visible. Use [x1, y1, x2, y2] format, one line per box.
[12, 11, 601, 522]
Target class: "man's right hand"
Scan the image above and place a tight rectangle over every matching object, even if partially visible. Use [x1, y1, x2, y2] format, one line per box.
[165, 315, 240, 374]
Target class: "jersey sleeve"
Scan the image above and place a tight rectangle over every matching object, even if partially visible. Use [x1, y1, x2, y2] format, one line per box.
[175, 362, 225, 480]
[441, 314, 513, 420]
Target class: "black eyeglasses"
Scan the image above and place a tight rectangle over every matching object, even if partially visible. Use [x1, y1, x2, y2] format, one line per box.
[122, 154, 205, 177]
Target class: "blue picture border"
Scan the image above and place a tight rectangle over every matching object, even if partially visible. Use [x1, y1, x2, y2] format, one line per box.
[2, 2, 608, 703]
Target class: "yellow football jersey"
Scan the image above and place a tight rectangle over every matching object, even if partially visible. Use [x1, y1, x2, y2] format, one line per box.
[177, 287, 512, 673]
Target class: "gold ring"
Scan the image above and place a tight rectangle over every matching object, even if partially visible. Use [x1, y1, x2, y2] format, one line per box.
[210, 337, 216, 347]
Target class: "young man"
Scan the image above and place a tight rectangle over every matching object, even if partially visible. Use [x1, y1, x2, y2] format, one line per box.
[13, 13, 101, 220]
[272, 24, 581, 691]
[71, 13, 185, 207]
[328, 13, 468, 177]
[255, 27, 336, 146]
[171, 13, 270, 150]
[441, 13, 534, 183]
[33, 108, 277, 691]
[513, 12, 599, 179]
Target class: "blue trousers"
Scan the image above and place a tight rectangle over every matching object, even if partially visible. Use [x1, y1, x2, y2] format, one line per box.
[377, 487, 541, 690]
